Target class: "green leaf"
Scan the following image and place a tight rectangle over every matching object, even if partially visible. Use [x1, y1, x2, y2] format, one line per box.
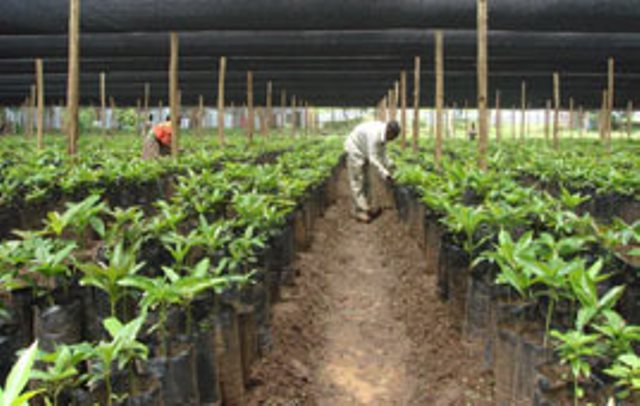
[1, 341, 39, 406]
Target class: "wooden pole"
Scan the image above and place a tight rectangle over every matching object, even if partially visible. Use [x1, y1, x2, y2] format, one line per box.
[280, 90, 287, 129]
[512, 105, 516, 139]
[464, 99, 469, 136]
[569, 97, 574, 137]
[109, 96, 116, 131]
[266, 81, 273, 131]
[412, 56, 421, 152]
[627, 100, 633, 139]
[247, 70, 254, 142]
[607, 57, 615, 146]
[29, 85, 36, 138]
[391, 81, 399, 121]
[100, 72, 106, 134]
[198, 94, 204, 135]
[495, 90, 501, 142]
[400, 70, 407, 149]
[217, 56, 226, 146]
[477, 0, 488, 169]
[435, 31, 444, 167]
[520, 81, 526, 141]
[304, 101, 309, 136]
[600, 90, 607, 141]
[144, 82, 150, 118]
[552, 72, 560, 149]
[67, 0, 80, 155]
[36, 59, 44, 148]
[169, 32, 179, 157]
[544, 99, 551, 143]
[578, 106, 584, 138]
[291, 95, 297, 136]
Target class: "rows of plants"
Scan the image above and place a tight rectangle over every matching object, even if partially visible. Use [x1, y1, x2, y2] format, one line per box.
[0, 135, 344, 405]
[389, 139, 639, 405]
[0, 132, 316, 238]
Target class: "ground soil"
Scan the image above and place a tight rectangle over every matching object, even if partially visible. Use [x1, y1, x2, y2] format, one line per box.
[247, 170, 495, 405]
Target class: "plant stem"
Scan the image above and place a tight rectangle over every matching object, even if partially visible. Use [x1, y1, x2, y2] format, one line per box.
[160, 304, 168, 358]
[105, 372, 113, 406]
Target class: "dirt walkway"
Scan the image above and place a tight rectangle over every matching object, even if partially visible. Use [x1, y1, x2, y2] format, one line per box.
[247, 171, 494, 405]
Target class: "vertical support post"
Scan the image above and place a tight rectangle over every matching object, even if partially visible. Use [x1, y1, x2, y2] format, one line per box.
[600, 90, 607, 141]
[280, 90, 286, 129]
[520, 80, 526, 141]
[246, 70, 254, 143]
[135, 98, 141, 134]
[29, 85, 36, 138]
[400, 70, 407, 149]
[511, 105, 516, 139]
[304, 101, 309, 136]
[412, 56, 420, 152]
[464, 99, 469, 136]
[217, 56, 226, 146]
[578, 105, 584, 138]
[477, 0, 488, 169]
[109, 96, 116, 132]
[627, 101, 633, 139]
[144, 82, 150, 119]
[495, 90, 501, 142]
[36, 59, 44, 149]
[266, 81, 273, 131]
[169, 32, 179, 157]
[569, 97, 574, 137]
[67, 0, 80, 156]
[553, 72, 560, 149]
[291, 95, 297, 136]
[607, 57, 614, 146]
[198, 94, 204, 136]
[100, 72, 106, 134]
[435, 30, 444, 167]
[391, 81, 399, 121]
[544, 99, 551, 143]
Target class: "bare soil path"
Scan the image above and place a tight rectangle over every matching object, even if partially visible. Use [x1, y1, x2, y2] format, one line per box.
[247, 171, 494, 405]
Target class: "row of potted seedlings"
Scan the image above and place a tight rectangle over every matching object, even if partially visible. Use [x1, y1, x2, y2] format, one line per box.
[0, 137, 345, 405]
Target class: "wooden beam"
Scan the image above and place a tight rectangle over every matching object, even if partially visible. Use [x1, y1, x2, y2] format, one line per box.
[247, 70, 254, 142]
[627, 100, 633, 139]
[169, 32, 179, 157]
[100, 72, 106, 134]
[520, 81, 526, 141]
[435, 30, 444, 167]
[552, 72, 560, 149]
[412, 57, 420, 152]
[477, 0, 488, 169]
[217, 56, 226, 146]
[291, 95, 297, 136]
[495, 90, 501, 142]
[266, 81, 273, 131]
[67, 0, 80, 156]
[607, 57, 615, 146]
[400, 70, 407, 149]
[544, 99, 551, 143]
[36, 59, 44, 148]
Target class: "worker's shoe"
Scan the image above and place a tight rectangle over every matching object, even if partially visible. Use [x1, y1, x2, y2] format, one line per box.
[353, 211, 372, 223]
[367, 207, 382, 220]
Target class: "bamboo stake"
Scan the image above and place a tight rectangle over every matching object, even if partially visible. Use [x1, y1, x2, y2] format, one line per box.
[400, 70, 407, 149]
[169, 32, 179, 157]
[569, 97, 574, 138]
[520, 81, 526, 141]
[67, 0, 80, 156]
[36, 59, 44, 148]
[291, 95, 297, 136]
[495, 90, 501, 142]
[435, 30, 444, 167]
[552, 72, 560, 149]
[29, 85, 36, 138]
[627, 100, 633, 139]
[544, 99, 551, 143]
[413, 56, 420, 152]
[600, 90, 607, 141]
[607, 57, 614, 146]
[100, 72, 106, 134]
[144, 82, 150, 118]
[198, 94, 204, 136]
[266, 81, 273, 131]
[247, 70, 254, 143]
[217, 56, 226, 146]
[477, 0, 488, 169]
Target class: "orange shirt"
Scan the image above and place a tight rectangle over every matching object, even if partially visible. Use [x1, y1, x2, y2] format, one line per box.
[153, 122, 173, 147]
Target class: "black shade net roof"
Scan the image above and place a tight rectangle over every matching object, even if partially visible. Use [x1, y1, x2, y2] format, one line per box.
[0, 1, 638, 108]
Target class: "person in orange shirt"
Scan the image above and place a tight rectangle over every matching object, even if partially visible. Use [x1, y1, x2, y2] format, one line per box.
[142, 115, 172, 159]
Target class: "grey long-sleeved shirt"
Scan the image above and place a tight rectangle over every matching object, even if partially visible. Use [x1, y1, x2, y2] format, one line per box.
[344, 121, 393, 178]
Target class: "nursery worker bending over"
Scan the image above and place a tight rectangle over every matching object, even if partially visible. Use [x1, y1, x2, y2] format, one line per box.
[142, 116, 172, 159]
[344, 120, 400, 223]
